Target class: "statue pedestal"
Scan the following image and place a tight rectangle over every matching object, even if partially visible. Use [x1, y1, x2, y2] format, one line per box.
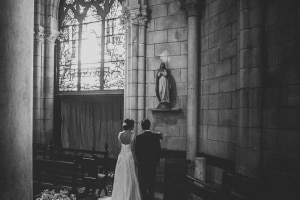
[194, 157, 206, 181]
[149, 107, 182, 112]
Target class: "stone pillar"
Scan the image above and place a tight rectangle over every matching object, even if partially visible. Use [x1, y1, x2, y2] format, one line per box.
[237, 0, 264, 177]
[0, 0, 33, 199]
[181, 0, 200, 161]
[128, 10, 139, 133]
[123, 6, 148, 134]
[137, 8, 147, 134]
[34, 26, 45, 143]
[43, 30, 59, 143]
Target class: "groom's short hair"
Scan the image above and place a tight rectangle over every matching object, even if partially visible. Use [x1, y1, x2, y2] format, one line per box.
[141, 118, 151, 130]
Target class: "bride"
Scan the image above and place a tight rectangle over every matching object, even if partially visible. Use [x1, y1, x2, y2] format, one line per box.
[110, 119, 141, 200]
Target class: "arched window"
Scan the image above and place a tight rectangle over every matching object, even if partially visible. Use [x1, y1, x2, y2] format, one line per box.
[57, 0, 125, 92]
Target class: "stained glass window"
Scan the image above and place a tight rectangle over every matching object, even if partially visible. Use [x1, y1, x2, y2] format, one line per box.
[58, 0, 125, 92]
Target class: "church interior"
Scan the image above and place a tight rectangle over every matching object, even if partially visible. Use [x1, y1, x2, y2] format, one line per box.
[0, 0, 300, 199]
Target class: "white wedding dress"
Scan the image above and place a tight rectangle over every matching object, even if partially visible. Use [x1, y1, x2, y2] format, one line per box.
[110, 131, 141, 200]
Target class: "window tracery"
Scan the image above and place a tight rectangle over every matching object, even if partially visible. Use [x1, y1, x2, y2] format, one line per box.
[58, 0, 125, 92]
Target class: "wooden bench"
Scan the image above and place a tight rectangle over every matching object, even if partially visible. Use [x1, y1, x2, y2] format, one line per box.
[34, 158, 78, 194]
[185, 153, 235, 200]
[33, 144, 111, 197]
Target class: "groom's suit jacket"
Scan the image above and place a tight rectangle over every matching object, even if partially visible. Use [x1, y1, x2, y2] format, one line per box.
[135, 130, 161, 168]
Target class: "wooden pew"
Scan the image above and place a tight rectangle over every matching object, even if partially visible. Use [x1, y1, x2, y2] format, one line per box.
[34, 158, 78, 194]
[185, 153, 236, 200]
[33, 143, 110, 197]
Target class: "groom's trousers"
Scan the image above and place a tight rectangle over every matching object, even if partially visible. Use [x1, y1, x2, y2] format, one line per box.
[139, 166, 156, 200]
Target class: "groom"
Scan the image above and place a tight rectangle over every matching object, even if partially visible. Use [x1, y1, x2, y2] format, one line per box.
[135, 118, 161, 200]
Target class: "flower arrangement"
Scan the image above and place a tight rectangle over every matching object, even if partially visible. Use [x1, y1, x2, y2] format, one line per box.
[35, 189, 76, 200]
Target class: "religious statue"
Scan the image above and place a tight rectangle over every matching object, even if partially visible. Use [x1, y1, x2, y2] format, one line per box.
[155, 63, 171, 109]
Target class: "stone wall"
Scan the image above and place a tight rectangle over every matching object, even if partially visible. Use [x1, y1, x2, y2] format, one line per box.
[263, 0, 300, 176]
[199, 0, 238, 162]
[146, 0, 188, 151]
[198, 0, 300, 181]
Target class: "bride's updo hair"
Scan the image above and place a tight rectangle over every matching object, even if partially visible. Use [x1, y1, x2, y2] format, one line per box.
[122, 119, 134, 130]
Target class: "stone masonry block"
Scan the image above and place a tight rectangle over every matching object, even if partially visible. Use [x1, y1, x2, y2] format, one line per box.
[263, 88, 279, 107]
[154, 42, 181, 56]
[208, 78, 219, 94]
[176, 82, 188, 96]
[231, 22, 237, 40]
[220, 6, 237, 27]
[249, 108, 262, 128]
[169, 69, 180, 82]
[180, 68, 187, 82]
[146, 70, 156, 84]
[208, 46, 220, 64]
[208, 30, 220, 48]
[201, 19, 209, 36]
[249, 68, 262, 87]
[279, 85, 300, 107]
[219, 109, 237, 126]
[201, 36, 209, 52]
[168, 55, 187, 69]
[220, 25, 232, 44]
[147, 44, 154, 57]
[150, 4, 168, 18]
[250, 7, 263, 28]
[219, 75, 237, 92]
[181, 42, 188, 54]
[201, 95, 209, 109]
[279, 108, 300, 129]
[208, 63, 217, 79]
[263, 108, 280, 129]
[168, 28, 187, 42]
[209, 0, 221, 18]
[278, 41, 294, 64]
[147, 30, 168, 44]
[147, 19, 155, 31]
[155, 15, 182, 30]
[201, 80, 209, 95]
[181, 14, 187, 27]
[203, 109, 218, 125]
[201, 50, 209, 66]
[208, 15, 220, 34]
[216, 59, 231, 77]
[218, 92, 232, 109]
[208, 94, 219, 109]
[201, 65, 209, 80]
[220, 40, 237, 60]
[147, 57, 164, 70]
[146, 83, 156, 97]
[207, 125, 218, 140]
[168, 2, 183, 15]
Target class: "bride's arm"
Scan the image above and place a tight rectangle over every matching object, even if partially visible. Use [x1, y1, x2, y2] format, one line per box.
[131, 134, 139, 165]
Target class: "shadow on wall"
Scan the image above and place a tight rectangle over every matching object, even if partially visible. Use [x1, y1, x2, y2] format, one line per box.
[167, 69, 177, 108]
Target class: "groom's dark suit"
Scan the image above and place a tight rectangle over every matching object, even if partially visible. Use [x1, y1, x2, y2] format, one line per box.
[135, 130, 161, 200]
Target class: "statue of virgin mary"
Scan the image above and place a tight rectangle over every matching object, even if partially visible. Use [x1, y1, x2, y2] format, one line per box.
[155, 63, 171, 109]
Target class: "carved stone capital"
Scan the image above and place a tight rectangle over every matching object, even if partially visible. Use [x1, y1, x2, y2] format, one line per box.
[34, 26, 45, 41]
[121, 6, 148, 29]
[180, 0, 200, 17]
[44, 29, 60, 43]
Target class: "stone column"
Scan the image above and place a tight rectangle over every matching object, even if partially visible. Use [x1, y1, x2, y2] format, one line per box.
[137, 8, 147, 134]
[0, 0, 33, 199]
[34, 26, 45, 143]
[44, 30, 60, 143]
[181, 0, 200, 161]
[237, 0, 264, 177]
[128, 9, 139, 133]
[123, 6, 148, 134]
